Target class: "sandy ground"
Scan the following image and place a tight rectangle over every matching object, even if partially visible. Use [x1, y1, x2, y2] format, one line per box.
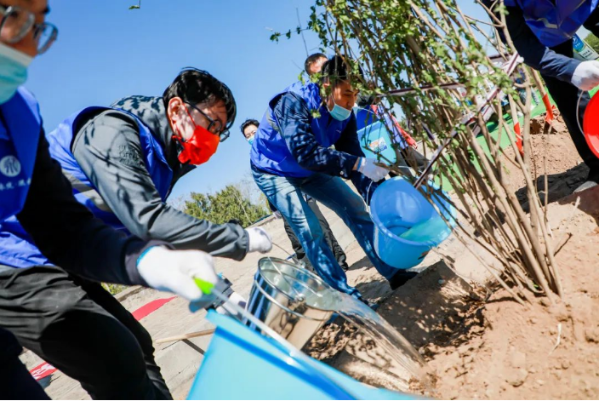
[414, 187, 599, 400]
[302, 110, 599, 400]
[411, 112, 599, 399]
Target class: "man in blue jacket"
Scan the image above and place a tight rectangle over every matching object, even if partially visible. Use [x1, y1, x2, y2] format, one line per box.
[0, 0, 227, 398]
[485, 0, 599, 192]
[241, 118, 349, 271]
[251, 56, 417, 301]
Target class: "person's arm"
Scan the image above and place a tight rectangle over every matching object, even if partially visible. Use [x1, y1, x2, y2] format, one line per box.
[71, 110, 249, 260]
[273, 93, 359, 179]
[490, 3, 580, 82]
[16, 132, 162, 286]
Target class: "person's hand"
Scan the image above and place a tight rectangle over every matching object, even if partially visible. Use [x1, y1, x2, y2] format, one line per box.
[137, 247, 218, 308]
[357, 158, 388, 182]
[572, 60, 599, 91]
[245, 227, 273, 253]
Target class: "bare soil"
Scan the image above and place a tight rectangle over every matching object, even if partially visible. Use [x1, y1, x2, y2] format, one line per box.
[306, 111, 599, 399]
[503, 111, 589, 206]
[416, 188, 599, 399]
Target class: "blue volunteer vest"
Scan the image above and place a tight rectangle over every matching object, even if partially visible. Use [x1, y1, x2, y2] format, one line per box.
[0, 88, 46, 268]
[505, 0, 599, 47]
[250, 82, 352, 178]
[0, 106, 173, 268]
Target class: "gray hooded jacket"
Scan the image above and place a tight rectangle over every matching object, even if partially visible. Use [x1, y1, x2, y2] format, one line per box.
[69, 95, 249, 260]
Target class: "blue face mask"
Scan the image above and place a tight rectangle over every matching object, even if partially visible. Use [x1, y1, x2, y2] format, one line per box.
[0, 43, 32, 105]
[247, 136, 255, 145]
[329, 103, 352, 121]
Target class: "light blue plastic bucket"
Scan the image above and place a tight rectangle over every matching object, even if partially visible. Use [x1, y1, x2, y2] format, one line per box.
[370, 177, 455, 270]
[187, 311, 415, 400]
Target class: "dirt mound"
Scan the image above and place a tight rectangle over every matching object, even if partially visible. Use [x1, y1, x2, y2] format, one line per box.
[421, 187, 599, 399]
[409, 116, 599, 399]
[305, 111, 599, 399]
[307, 187, 599, 399]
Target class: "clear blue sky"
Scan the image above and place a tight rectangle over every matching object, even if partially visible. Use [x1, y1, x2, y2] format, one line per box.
[27, 0, 322, 201]
[26, 1, 523, 201]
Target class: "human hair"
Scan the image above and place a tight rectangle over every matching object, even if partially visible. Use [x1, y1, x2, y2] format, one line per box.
[240, 118, 260, 136]
[304, 52, 327, 75]
[163, 68, 237, 130]
[320, 55, 364, 87]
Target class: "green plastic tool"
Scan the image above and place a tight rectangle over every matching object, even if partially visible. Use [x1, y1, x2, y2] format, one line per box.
[194, 277, 215, 295]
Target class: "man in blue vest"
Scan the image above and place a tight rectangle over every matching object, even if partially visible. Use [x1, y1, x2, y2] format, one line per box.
[251, 55, 418, 301]
[0, 0, 236, 398]
[485, 0, 599, 192]
[241, 118, 349, 271]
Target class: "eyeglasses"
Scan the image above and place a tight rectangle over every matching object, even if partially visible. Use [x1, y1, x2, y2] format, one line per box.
[0, 5, 58, 54]
[185, 102, 230, 142]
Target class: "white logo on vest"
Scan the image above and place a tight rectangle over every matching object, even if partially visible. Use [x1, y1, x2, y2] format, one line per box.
[0, 155, 22, 178]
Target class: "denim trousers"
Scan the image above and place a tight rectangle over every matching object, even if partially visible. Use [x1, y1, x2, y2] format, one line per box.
[253, 166, 396, 298]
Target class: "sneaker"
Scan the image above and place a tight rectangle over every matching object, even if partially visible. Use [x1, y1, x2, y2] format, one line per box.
[574, 180, 598, 193]
[388, 270, 418, 290]
[574, 172, 599, 193]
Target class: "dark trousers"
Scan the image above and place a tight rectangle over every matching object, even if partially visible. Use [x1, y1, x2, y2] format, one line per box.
[0, 266, 171, 400]
[0, 327, 49, 400]
[541, 9, 599, 177]
[282, 198, 348, 270]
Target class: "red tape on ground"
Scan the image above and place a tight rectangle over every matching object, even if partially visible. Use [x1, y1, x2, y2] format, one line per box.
[132, 297, 176, 320]
[29, 296, 176, 381]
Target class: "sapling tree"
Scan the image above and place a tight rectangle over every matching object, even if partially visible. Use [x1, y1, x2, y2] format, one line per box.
[275, 0, 562, 303]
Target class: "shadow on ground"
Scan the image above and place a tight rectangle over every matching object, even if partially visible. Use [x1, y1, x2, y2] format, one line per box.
[516, 163, 588, 211]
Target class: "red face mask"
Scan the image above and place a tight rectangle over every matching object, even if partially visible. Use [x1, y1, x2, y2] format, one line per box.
[172, 107, 220, 165]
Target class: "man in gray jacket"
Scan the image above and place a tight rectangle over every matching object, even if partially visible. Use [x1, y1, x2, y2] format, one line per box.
[51, 68, 271, 260]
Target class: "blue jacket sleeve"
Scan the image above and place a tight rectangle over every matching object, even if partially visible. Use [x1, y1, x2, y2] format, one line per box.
[493, 3, 580, 82]
[273, 92, 359, 178]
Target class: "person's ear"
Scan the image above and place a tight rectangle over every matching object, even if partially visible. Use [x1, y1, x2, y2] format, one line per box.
[167, 97, 185, 126]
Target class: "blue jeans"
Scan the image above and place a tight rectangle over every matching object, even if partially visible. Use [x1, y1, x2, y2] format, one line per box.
[252, 167, 397, 299]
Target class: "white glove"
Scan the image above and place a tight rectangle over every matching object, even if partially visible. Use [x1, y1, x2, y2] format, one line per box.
[571, 60, 599, 91]
[137, 247, 218, 307]
[358, 158, 388, 182]
[245, 227, 273, 253]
